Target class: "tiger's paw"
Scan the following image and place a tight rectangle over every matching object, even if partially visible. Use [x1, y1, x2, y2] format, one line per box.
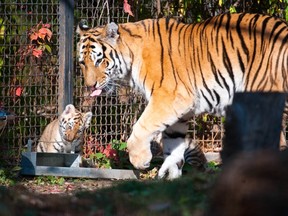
[128, 150, 152, 170]
[158, 164, 182, 180]
[157, 155, 184, 180]
[127, 138, 152, 170]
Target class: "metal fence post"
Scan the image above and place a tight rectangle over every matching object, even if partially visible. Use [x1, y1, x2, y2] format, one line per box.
[58, 0, 74, 114]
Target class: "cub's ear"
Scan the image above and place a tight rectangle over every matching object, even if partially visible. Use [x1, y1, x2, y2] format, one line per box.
[76, 19, 90, 36]
[63, 104, 75, 115]
[103, 22, 119, 43]
[84, 112, 93, 128]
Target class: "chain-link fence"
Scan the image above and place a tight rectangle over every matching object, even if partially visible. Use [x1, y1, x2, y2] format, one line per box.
[0, 0, 287, 167]
[0, 0, 60, 166]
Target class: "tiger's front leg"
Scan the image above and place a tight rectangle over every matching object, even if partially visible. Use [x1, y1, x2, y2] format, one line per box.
[127, 98, 188, 170]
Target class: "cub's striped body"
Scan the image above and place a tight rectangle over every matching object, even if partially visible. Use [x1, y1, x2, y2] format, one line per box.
[37, 104, 92, 153]
[77, 13, 288, 178]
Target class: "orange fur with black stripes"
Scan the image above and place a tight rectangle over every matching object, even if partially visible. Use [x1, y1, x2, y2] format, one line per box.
[77, 13, 288, 178]
[37, 104, 92, 153]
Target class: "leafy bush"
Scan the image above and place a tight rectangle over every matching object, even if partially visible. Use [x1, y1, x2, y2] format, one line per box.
[83, 139, 131, 169]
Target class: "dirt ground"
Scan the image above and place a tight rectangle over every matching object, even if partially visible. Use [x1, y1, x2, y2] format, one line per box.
[0, 156, 217, 215]
[1, 177, 127, 216]
[18, 177, 117, 195]
[0, 166, 213, 216]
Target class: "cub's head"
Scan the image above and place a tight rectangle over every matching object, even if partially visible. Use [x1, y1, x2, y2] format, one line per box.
[77, 20, 125, 96]
[59, 104, 92, 142]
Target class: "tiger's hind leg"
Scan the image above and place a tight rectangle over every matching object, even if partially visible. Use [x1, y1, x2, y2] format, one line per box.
[158, 137, 208, 179]
[158, 137, 187, 179]
[279, 101, 288, 150]
[280, 111, 287, 151]
[184, 138, 207, 171]
[157, 120, 190, 180]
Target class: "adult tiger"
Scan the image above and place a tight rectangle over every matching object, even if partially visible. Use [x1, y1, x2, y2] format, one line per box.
[77, 13, 288, 179]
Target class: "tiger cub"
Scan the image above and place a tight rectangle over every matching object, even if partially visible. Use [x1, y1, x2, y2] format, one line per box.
[36, 104, 92, 153]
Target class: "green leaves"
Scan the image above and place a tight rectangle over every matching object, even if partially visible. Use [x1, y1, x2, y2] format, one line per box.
[44, 44, 52, 53]
[35, 176, 65, 186]
[84, 139, 129, 169]
[89, 152, 112, 169]
[286, 5, 288, 21]
[229, 6, 237, 13]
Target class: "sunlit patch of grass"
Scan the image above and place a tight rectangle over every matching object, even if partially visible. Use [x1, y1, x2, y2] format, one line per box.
[34, 176, 65, 186]
[76, 170, 218, 215]
[0, 167, 21, 186]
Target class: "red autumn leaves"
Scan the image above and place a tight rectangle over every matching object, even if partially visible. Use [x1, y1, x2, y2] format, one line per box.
[123, 0, 134, 16]
[14, 22, 53, 97]
[101, 144, 119, 160]
[84, 137, 120, 164]
[29, 23, 52, 58]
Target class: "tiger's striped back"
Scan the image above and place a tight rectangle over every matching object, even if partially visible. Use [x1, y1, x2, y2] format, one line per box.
[77, 13, 288, 178]
[77, 13, 288, 108]
[36, 104, 92, 153]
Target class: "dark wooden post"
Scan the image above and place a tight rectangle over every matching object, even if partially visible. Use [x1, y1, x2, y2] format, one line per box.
[58, 0, 74, 114]
[221, 92, 286, 163]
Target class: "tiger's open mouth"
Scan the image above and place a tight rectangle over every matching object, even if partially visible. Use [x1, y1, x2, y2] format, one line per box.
[90, 87, 102, 97]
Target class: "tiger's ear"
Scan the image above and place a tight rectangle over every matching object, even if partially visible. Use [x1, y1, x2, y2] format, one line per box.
[63, 104, 75, 115]
[103, 22, 119, 44]
[84, 112, 93, 128]
[76, 19, 90, 36]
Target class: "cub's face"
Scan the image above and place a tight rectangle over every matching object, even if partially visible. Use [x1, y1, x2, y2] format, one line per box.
[59, 104, 92, 142]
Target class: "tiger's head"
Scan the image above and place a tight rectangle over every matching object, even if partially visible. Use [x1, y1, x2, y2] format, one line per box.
[77, 20, 129, 96]
[59, 104, 92, 142]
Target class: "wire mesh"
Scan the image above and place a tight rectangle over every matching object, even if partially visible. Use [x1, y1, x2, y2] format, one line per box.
[73, 0, 225, 161]
[0, 0, 59, 166]
[73, 0, 288, 162]
[1, 0, 287, 167]
[73, 0, 147, 164]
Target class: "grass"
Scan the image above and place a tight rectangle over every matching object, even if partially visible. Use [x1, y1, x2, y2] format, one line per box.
[0, 166, 21, 186]
[74, 170, 218, 215]
[0, 163, 219, 215]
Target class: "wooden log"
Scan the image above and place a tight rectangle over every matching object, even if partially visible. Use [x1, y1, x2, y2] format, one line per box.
[221, 92, 286, 163]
